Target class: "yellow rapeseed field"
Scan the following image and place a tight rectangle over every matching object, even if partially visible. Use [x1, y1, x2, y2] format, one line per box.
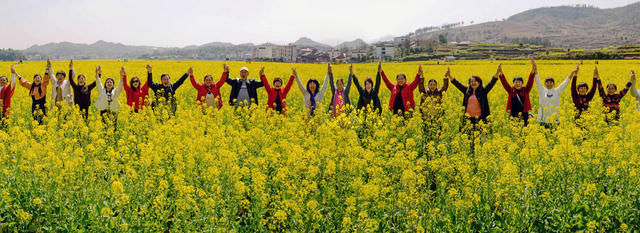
[1, 60, 640, 232]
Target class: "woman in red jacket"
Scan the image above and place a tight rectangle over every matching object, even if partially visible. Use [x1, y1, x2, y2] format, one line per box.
[0, 65, 17, 127]
[122, 65, 150, 113]
[190, 64, 228, 110]
[260, 67, 295, 115]
[497, 59, 536, 126]
[381, 63, 422, 116]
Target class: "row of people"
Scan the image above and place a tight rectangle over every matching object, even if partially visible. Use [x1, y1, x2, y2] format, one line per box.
[1, 59, 638, 126]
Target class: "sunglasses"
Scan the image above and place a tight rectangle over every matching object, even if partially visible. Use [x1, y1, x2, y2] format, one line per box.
[132, 80, 140, 83]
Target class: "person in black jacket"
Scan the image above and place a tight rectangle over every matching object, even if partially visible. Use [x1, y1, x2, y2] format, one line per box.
[68, 60, 96, 120]
[450, 64, 500, 130]
[226, 67, 264, 108]
[147, 64, 189, 115]
[352, 63, 382, 114]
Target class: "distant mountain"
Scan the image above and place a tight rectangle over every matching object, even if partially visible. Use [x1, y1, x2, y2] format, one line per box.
[409, 2, 640, 49]
[293, 37, 332, 51]
[23, 40, 171, 59]
[336, 39, 368, 50]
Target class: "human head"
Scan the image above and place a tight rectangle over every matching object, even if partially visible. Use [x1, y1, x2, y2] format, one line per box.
[428, 79, 438, 91]
[33, 74, 42, 85]
[512, 76, 524, 89]
[606, 83, 617, 95]
[336, 78, 344, 90]
[105, 78, 115, 90]
[364, 78, 373, 93]
[0, 76, 7, 87]
[469, 76, 482, 89]
[77, 74, 86, 86]
[306, 79, 320, 94]
[577, 83, 588, 95]
[161, 74, 170, 86]
[203, 75, 213, 86]
[240, 67, 249, 80]
[544, 77, 555, 89]
[130, 76, 140, 89]
[56, 70, 66, 81]
[273, 78, 283, 89]
[397, 74, 407, 86]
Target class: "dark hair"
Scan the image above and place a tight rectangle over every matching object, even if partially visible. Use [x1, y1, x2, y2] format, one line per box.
[161, 74, 170, 80]
[77, 74, 86, 80]
[273, 78, 283, 86]
[56, 70, 66, 78]
[467, 76, 483, 94]
[396, 73, 406, 80]
[544, 77, 555, 83]
[428, 79, 437, 85]
[364, 77, 374, 86]
[336, 78, 344, 86]
[203, 75, 213, 82]
[306, 79, 320, 94]
[33, 74, 41, 79]
[130, 76, 140, 91]
[105, 78, 115, 90]
[0, 76, 6, 81]
[512, 76, 523, 83]
[607, 83, 617, 90]
[577, 82, 588, 90]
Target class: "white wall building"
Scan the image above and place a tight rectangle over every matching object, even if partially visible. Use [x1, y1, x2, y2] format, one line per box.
[373, 43, 395, 60]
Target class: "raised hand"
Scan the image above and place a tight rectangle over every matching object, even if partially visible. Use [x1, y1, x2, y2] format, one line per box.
[631, 70, 635, 82]
[188, 67, 193, 75]
[223, 64, 229, 73]
[96, 66, 101, 75]
[531, 58, 537, 74]
[418, 65, 424, 78]
[377, 61, 382, 72]
[259, 67, 265, 76]
[120, 67, 126, 77]
[349, 64, 353, 74]
[328, 63, 332, 73]
[445, 67, 451, 78]
[292, 68, 297, 77]
[46, 57, 52, 69]
[494, 64, 503, 77]
[11, 65, 16, 74]
[146, 64, 152, 73]
[594, 67, 600, 80]
[69, 59, 73, 69]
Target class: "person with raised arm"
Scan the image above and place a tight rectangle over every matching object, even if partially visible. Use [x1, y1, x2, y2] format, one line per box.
[536, 64, 573, 127]
[570, 65, 598, 119]
[226, 67, 264, 108]
[352, 62, 382, 113]
[497, 59, 536, 126]
[122, 65, 150, 113]
[595, 67, 633, 123]
[327, 63, 352, 117]
[68, 60, 96, 119]
[18, 61, 51, 124]
[450, 65, 500, 128]
[418, 67, 449, 116]
[260, 67, 295, 114]
[48, 58, 73, 108]
[0, 65, 18, 127]
[147, 65, 189, 115]
[294, 64, 331, 116]
[95, 66, 124, 124]
[190, 64, 228, 110]
[630, 70, 640, 110]
[381, 63, 422, 116]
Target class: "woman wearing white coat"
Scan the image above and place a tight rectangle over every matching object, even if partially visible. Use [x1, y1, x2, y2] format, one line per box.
[535, 64, 575, 127]
[630, 71, 639, 110]
[94, 66, 123, 124]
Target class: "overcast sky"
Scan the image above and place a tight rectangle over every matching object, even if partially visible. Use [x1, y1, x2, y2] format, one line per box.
[0, 0, 637, 49]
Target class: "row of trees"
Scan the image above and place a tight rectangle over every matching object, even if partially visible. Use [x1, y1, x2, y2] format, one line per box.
[0, 49, 25, 61]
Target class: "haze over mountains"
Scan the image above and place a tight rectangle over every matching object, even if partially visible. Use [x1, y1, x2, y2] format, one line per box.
[22, 2, 640, 60]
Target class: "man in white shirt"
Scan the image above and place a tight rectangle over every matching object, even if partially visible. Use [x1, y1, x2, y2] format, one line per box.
[535, 64, 574, 126]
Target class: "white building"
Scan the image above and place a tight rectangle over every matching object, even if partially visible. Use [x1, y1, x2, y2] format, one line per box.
[252, 43, 297, 62]
[373, 43, 395, 60]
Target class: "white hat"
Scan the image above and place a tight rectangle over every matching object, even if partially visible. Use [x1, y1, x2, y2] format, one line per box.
[240, 67, 249, 72]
